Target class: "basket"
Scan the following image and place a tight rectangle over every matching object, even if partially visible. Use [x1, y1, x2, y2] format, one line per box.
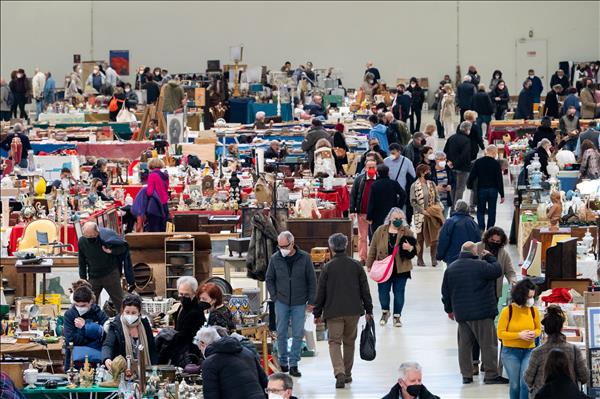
[141, 298, 174, 315]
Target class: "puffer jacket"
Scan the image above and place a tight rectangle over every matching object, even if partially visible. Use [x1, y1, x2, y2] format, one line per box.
[63, 304, 108, 368]
[436, 211, 482, 264]
[202, 337, 268, 399]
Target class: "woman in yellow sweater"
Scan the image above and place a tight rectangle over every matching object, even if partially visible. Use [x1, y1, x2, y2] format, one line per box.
[497, 279, 540, 399]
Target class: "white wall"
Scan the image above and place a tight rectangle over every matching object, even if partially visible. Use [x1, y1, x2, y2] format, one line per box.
[2, 1, 599, 94]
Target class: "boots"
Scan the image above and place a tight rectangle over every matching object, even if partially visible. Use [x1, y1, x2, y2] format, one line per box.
[431, 241, 438, 267]
[416, 234, 425, 266]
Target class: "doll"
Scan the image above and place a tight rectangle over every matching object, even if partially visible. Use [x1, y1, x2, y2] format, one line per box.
[294, 186, 321, 219]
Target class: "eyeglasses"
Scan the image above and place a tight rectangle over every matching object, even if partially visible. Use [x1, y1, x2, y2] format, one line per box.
[265, 388, 286, 394]
[278, 242, 293, 250]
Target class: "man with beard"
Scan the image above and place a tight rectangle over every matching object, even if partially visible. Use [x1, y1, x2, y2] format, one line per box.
[471, 227, 516, 378]
[158, 276, 210, 365]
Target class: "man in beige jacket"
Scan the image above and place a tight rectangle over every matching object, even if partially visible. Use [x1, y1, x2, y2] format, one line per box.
[32, 68, 46, 120]
[580, 78, 599, 119]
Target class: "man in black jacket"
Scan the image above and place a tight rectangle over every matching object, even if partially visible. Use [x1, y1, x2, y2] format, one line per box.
[543, 84, 562, 119]
[382, 362, 440, 399]
[301, 118, 330, 172]
[471, 84, 494, 137]
[314, 233, 373, 389]
[443, 121, 473, 208]
[514, 80, 534, 120]
[392, 84, 411, 123]
[467, 145, 505, 231]
[407, 77, 425, 133]
[266, 231, 316, 377]
[457, 75, 476, 122]
[366, 164, 407, 233]
[441, 241, 503, 385]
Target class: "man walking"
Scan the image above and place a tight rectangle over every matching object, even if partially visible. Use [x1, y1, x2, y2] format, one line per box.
[32, 68, 46, 120]
[457, 75, 476, 122]
[313, 233, 373, 389]
[443, 121, 473, 207]
[441, 241, 505, 385]
[78, 221, 125, 311]
[467, 145, 505, 231]
[349, 157, 378, 264]
[266, 231, 316, 377]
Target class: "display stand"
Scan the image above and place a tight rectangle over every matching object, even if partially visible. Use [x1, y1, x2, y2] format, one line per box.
[584, 291, 600, 398]
[164, 237, 195, 299]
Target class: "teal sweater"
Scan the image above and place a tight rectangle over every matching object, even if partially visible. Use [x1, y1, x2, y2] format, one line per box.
[78, 237, 126, 279]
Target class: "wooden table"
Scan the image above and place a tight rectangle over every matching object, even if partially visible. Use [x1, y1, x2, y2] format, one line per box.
[0, 339, 64, 362]
[1, 256, 78, 297]
[238, 323, 270, 371]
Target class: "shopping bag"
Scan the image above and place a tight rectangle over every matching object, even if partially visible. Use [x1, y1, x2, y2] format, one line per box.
[359, 318, 376, 361]
[368, 245, 398, 283]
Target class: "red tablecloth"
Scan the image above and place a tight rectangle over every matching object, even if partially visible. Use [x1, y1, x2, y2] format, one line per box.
[316, 186, 350, 217]
[76, 141, 153, 159]
[112, 184, 184, 199]
[487, 128, 518, 144]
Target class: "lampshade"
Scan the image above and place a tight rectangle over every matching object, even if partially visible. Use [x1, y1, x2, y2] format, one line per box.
[230, 45, 243, 63]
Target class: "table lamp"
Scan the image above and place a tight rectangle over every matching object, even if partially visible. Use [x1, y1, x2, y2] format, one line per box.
[230, 45, 244, 97]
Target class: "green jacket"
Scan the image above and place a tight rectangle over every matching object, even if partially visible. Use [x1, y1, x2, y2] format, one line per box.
[78, 237, 126, 280]
[162, 81, 185, 113]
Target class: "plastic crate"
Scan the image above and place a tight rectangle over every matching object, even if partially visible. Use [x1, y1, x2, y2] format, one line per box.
[141, 298, 174, 315]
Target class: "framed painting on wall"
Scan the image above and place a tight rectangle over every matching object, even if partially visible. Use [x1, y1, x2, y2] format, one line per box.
[109, 50, 130, 76]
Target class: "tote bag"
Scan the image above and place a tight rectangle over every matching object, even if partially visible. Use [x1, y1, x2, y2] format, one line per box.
[359, 318, 376, 361]
[368, 244, 398, 283]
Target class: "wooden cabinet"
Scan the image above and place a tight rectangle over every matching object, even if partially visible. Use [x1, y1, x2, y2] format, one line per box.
[287, 219, 353, 256]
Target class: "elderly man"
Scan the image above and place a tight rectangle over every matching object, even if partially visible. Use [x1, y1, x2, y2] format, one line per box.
[267, 373, 298, 399]
[158, 276, 210, 366]
[467, 145, 505, 231]
[443, 121, 473, 207]
[303, 95, 326, 119]
[301, 119, 330, 172]
[382, 362, 440, 399]
[254, 111, 273, 130]
[457, 75, 476, 121]
[436, 200, 481, 265]
[266, 231, 316, 377]
[264, 140, 287, 160]
[314, 233, 373, 388]
[78, 222, 126, 311]
[442, 241, 504, 385]
[104, 62, 119, 88]
[365, 61, 381, 83]
[384, 111, 411, 147]
[401, 132, 426, 167]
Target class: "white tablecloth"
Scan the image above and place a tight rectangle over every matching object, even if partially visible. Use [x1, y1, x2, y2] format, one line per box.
[33, 155, 80, 181]
[37, 113, 85, 124]
[577, 255, 598, 281]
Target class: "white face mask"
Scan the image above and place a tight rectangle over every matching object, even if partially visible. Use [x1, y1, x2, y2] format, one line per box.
[526, 298, 535, 307]
[123, 314, 139, 325]
[76, 306, 90, 316]
[280, 248, 291, 257]
[438, 161, 446, 168]
[268, 394, 284, 399]
[125, 88, 130, 93]
[427, 154, 435, 161]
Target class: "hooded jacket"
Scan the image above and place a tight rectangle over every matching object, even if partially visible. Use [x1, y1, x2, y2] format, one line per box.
[442, 252, 502, 322]
[266, 246, 316, 306]
[202, 337, 268, 399]
[101, 315, 158, 365]
[246, 212, 279, 281]
[162, 80, 185, 113]
[436, 211, 481, 264]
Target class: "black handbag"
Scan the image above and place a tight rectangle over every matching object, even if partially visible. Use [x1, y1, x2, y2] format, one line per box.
[359, 318, 376, 361]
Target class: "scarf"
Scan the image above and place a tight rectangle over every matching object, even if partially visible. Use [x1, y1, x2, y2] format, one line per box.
[120, 315, 151, 367]
[413, 179, 437, 234]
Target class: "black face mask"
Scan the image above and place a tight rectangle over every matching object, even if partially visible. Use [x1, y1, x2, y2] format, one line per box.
[86, 237, 98, 243]
[180, 296, 195, 307]
[406, 384, 423, 397]
[486, 242, 502, 254]
[372, 144, 381, 152]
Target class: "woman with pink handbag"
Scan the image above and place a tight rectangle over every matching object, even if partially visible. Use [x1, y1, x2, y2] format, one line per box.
[366, 208, 417, 328]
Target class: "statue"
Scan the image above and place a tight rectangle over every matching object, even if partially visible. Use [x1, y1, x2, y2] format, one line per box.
[294, 186, 321, 219]
[79, 355, 94, 388]
[100, 355, 127, 388]
[95, 364, 108, 385]
[547, 191, 563, 232]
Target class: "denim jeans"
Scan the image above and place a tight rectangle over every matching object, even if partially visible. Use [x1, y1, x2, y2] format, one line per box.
[477, 187, 499, 231]
[35, 98, 44, 120]
[275, 301, 306, 367]
[476, 115, 492, 141]
[501, 346, 532, 399]
[377, 274, 408, 315]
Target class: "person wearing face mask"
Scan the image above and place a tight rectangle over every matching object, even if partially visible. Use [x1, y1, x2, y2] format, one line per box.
[368, 114, 390, 153]
[497, 279, 541, 399]
[90, 177, 112, 201]
[366, 164, 408, 237]
[196, 326, 268, 399]
[124, 83, 139, 109]
[108, 86, 127, 121]
[384, 111, 410, 147]
[102, 294, 158, 370]
[152, 67, 163, 83]
[382, 362, 440, 399]
[491, 80, 510, 120]
[367, 208, 417, 328]
[357, 139, 386, 173]
[558, 105, 581, 151]
[442, 241, 505, 385]
[402, 132, 426, 167]
[410, 164, 444, 267]
[265, 231, 316, 377]
[8, 68, 30, 120]
[392, 84, 411, 123]
[350, 158, 379, 264]
[575, 118, 600, 159]
[418, 146, 435, 169]
[64, 74, 79, 103]
[158, 276, 210, 366]
[71, 64, 84, 94]
[407, 77, 425, 133]
[527, 69, 544, 104]
[267, 373, 298, 399]
[550, 69, 570, 92]
[543, 84, 563, 119]
[430, 151, 455, 217]
[515, 79, 534, 120]
[467, 145, 505, 231]
[199, 283, 235, 332]
[78, 221, 126, 312]
[489, 70, 503, 91]
[444, 121, 473, 207]
[135, 66, 149, 89]
[86, 65, 106, 93]
[63, 280, 109, 370]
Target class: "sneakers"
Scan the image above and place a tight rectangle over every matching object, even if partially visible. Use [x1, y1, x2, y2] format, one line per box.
[393, 314, 402, 327]
[280, 365, 289, 373]
[380, 311, 390, 326]
[344, 376, 353, 383]
[335, 374, 345, 389]
[289, 366, 301, 377]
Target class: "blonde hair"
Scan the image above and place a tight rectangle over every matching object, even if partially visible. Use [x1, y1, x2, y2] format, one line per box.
[464, 110, 478, 121]
[316, 138, 332, 149]
[148, 157, 165, 170]
[424, 123, 436, 136]
[443, 83, 453, 93]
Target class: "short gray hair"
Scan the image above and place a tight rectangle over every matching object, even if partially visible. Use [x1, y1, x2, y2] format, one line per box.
[384, 207, 405, 225]
[463, 75, 471, 82]
[461, 241, 476, 253]
[454, 200, 469, 213]
[328, 233, 348, 253]
[278, 231, 294, 244]
[434, 151, 446, 160]
[268, 372, 293, 390]
[459, 121, 472, 134]
[537, 138, 551, 149]
[194, 326, 221, 347]
[176, 276, 199, 293]
[398, 362, 422, 379]
[256, 111, 266, 119]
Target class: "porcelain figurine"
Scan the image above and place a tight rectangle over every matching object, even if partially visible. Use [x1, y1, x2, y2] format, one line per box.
[23, 363, 39, 389]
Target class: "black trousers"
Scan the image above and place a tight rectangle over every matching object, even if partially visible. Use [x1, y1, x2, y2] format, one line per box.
[410, 109, 422, 133]
[12, 98, 28, 120]
[435, 117, 445, 138]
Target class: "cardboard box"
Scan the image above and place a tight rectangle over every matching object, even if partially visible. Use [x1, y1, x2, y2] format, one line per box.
[194, 87, 206, 107]
[194, 130, 218, 144]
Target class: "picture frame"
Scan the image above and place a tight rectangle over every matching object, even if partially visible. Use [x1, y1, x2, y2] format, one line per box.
[588, 307, 600, 348]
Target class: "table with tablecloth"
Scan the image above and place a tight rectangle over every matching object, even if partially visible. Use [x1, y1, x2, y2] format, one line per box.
[7, 206, 120, 255]
[84, 112, 110, 122]
[316, 186, 350, 217]
[228, 97, 254, 124]
[75, 141, 153, 159]
[33, 121, 134, 139]
[517, 220, 548, 261]
[37, 113, 85, 124]
[0, 142, 77, 158]
[247, 102, 293, 124]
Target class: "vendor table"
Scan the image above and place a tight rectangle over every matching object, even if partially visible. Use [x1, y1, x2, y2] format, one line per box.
[0, 142, 77, 157]
[33, 122, 134, 139]
[37, 113, 85, 124]
[247, 102, 293, 124]
[112, 184, 184, 199]
[22, 386, 118, 399]
[0, 339, 64, 362]
[0, 256, 78, 297]
[228, 97, 254, 124]
[75, 141, 152, 159]
[84, 112, 110, 122]
[34, 155, 80, 181]
[317, 186, 350, 215]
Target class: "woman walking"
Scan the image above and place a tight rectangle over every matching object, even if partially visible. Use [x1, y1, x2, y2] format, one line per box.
[440, 83, 456, 136]
[366, 208, 417, 328]
[145, 158, 170, 232]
